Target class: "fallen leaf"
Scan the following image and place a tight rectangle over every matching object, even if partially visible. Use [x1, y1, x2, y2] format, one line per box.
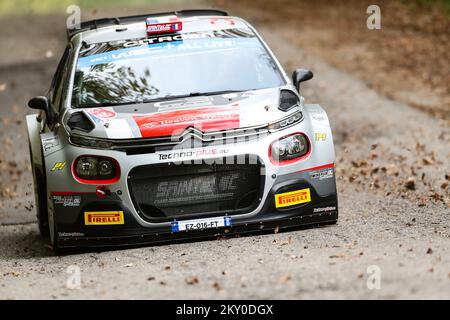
[329, 253, 346, 259]
[185, 276, 199, 285]
[405, 177, 416, 190]
[212, 282, 222, 291]
[423, 157, 434, 165]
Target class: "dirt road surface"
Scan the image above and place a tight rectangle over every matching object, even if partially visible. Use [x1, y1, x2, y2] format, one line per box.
[0, 2, 449, 299]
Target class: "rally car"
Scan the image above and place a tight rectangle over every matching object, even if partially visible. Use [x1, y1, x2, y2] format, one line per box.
[26, 9, 338, 252]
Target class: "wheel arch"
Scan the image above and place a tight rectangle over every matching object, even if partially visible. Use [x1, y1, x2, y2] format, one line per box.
[26, 114, 44, 170]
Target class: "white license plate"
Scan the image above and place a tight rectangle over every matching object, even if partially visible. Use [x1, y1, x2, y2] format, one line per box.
[171, 216, 232, 232]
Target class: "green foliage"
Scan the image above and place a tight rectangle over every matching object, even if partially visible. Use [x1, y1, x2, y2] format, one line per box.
[400, 0, 450, 15]
[0, 0, 166, 15]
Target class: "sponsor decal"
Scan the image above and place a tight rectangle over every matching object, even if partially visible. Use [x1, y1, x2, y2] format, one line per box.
[147, 22, 181, 33]
[52, 195, 81, 207]
[315, 133, 327, 141]
[158, 147, 229, 160]
[84, 211, 124, 225]
[43, 137, 60, 152]
[51, 161, 66, 171]
[310, 167, 334, 180]
[146, 16, 182, 35]
[123, 32, 215, 48]
[308, 108, 327, 122]
[155, 174, 238, 204]
[312, 114, 326, 121]
[58, 232, 85, 237]
[77, 37, 259, 68]
[134, 105, 240, 138]
[86, 108, 117, 119]
[313, 206, 336, 213]
[275, 188, 311, 208]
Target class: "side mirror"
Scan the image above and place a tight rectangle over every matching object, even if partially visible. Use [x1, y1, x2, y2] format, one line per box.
[292, 69, 313, 92]
[28, 96, 52, 121]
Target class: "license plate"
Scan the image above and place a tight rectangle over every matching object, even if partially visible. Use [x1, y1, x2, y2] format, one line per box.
[171, 216, 232, 232]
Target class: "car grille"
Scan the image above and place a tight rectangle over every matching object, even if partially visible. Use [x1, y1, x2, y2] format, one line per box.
[128, 156, 263, 222]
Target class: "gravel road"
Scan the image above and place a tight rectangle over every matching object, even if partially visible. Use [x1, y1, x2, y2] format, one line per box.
[0, 5, 449, 299]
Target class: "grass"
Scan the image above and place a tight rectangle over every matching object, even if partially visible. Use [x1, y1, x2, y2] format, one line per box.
[401, 0, 450, 15]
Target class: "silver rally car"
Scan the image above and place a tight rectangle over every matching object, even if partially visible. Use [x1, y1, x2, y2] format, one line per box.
[26, 10, 338, 252]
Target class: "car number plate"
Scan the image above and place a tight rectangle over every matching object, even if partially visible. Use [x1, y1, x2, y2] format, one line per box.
[171, 216, 232, 232]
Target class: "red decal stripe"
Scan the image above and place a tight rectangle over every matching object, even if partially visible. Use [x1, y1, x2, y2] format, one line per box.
[133, 105, 240, 138]
[51, 192, 94, 196]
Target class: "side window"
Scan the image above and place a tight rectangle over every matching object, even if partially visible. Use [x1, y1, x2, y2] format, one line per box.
[49, 46, 71, 112]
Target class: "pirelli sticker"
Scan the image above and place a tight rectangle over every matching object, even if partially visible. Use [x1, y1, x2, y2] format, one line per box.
[84, 211, 124, 225]
[275, 188, 311, 208]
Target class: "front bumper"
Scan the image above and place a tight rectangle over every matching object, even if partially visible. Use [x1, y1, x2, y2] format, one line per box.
[53, 167, 338, 249]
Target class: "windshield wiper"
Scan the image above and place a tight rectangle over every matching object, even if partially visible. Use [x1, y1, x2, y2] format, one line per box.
[77, 101, 139, 108]
[140, 90, 244, 104]
[189, 90, 244, 97]
[78, 90, 245, 108]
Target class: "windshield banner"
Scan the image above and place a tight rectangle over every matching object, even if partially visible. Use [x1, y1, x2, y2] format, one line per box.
[77, 37, 259, 69]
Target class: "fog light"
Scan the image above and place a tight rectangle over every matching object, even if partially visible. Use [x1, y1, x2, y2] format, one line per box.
[98, 160, 113, 176]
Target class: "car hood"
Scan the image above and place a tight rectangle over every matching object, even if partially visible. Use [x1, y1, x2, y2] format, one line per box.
[65, 87, 298, 140]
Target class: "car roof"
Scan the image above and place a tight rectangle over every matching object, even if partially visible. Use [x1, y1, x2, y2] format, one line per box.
[69, 10, 252, 45]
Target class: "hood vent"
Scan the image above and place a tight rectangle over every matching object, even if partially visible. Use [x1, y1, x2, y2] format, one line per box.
[67, 111, 95, 132]
[279, 90, 300, 112]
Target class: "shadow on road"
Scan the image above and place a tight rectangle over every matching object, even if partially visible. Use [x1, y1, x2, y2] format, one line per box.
[0, 224, 54, 259]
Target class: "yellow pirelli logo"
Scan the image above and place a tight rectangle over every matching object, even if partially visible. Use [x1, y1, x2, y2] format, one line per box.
[84, 211, 124, 225]
[275, 188, 311, 208]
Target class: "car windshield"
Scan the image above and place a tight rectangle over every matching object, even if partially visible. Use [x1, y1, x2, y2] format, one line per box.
[71, 28, 284, 108]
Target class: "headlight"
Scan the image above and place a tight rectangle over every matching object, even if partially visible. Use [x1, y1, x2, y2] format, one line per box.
[268, 111, 302, 131]
[70, 136, 113, 149]
[73, 156, 119, 183]
[270, 133, 310, 164]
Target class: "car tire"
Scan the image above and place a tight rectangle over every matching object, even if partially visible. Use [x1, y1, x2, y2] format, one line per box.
[29, 146, 50, 237]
